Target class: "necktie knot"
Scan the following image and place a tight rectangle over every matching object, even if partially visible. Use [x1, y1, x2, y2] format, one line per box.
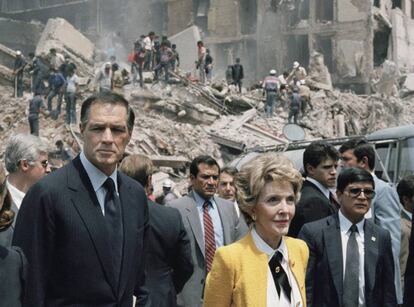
[103, 178, 116, 195]
[203, 200, 212, 210]
[349, 224, 358, 234]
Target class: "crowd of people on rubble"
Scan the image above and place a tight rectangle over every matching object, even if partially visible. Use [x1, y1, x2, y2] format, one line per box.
[0, 89, 414, 307]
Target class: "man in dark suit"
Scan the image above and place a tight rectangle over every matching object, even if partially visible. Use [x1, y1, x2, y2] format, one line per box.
[119, 154, 193, 307]
[13, 92, 149, 306]
[168, 155, 248, 307]
[340, 140, 402, 303]
[299, 167, 396, 307]
[289, 141, 340, 237]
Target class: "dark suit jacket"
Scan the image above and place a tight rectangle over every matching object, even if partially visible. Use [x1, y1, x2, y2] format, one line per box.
[299, 214, 397, 307]
[404, 216, 414, 306]
[289, 180, 337, 237]
[144, 200, 193, 307]
[0, 245, 27, 307]
[12, 156, 149, 307]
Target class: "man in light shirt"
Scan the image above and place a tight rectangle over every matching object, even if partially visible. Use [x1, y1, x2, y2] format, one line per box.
[0, 134, 50, 246]
[217, 166, 240, 217]
[299, 167, 397, 307]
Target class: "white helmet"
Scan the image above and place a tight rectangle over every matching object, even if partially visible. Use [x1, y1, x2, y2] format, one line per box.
[162, 179, 173, 188]
[293, 61, 300, 68]
[16, 50, 22, 56]
[270, 69, 276, 75]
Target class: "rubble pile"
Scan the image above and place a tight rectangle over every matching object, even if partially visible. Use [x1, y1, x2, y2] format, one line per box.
[0, 17, 413, 195]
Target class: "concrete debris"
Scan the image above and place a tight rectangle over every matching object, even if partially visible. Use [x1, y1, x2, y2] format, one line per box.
[307, 52, 333, 90]
[372, 60, 400, 97]
[169, 26, 201, 74]
[35, 18, 95, 77]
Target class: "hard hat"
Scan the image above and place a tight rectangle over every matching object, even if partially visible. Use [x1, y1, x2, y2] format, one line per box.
[293, 61, 300, 68]
[162, 179, 173, 188]
[270, 69, 276, 75]
[104, 62, 111, 68]
[16, 50, 22, 56]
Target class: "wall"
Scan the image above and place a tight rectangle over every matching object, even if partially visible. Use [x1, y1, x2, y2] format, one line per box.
[208, 0, 240, 38]
[166, 0, 193, 36]
[0, 17, 43, 54]
[391, 8, 414, 70]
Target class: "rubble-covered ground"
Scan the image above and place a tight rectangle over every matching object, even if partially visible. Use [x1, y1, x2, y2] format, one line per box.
[1, 17, 414, 197]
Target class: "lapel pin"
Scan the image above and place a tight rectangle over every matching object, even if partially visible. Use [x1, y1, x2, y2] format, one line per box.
[371, 236, 376, 242]
[275, 266, 280, 273]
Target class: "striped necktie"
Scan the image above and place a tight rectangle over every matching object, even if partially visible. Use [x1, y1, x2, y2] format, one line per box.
[203, 200, 216, 272]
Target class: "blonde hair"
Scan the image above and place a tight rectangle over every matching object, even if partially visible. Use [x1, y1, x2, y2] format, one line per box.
[235, 153, 303, 225]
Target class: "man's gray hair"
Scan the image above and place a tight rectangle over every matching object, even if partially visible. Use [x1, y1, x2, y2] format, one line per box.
[5, 134, 48, 173]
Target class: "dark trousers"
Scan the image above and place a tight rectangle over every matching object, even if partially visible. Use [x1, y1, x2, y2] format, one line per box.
[288, 107, 299, 124]
[16, 73, 24, 97]
[144, 51, 152, 71]
[155, 62, 169, 82]
[265, 91, 277, 117]
[65, 92, 77, 124]
[28, 115, 39, 136]
[47, 89, 63, 114]
[234, 80, 242, 93]
[132, 64, 144, 87]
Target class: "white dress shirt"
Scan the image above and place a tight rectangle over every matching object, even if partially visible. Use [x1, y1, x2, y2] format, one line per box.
[338, 210, 366, 307]
[306, 177, 330, 200]
[193, 191, 224, 248]
[80, 152, 118, 215]
[6, 180, 25, 209]
[251, 228, 303, 307]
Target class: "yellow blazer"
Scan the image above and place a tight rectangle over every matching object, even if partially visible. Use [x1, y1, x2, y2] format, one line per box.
[203, 231, 309, 307]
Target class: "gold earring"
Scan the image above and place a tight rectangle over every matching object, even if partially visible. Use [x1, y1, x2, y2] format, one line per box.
[252, 214, 256, 221]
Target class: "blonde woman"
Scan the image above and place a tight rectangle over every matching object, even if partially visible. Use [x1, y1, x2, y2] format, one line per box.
[203, 153, 309, 307]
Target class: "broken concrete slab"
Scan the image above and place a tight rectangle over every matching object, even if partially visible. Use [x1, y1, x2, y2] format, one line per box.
[307, 51, 332, 90]
[169, 26, 201, 74]
[0, 42, 17, 70]
[403, 73, 414, 91]
[35, 18, 95, 77]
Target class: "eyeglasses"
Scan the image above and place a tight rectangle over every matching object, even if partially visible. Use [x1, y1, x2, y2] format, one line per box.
[26, 159, 49, 169]
[345, 188, 376, 199]
[40, 160, 49, 169]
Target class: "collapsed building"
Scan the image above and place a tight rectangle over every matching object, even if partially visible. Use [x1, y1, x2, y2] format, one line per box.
[166, 0, 414, 93]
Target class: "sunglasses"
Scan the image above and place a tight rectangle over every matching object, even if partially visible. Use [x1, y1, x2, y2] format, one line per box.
[345, 188, 376, 199]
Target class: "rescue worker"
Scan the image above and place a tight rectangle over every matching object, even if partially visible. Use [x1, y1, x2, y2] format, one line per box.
[13, 50, 26, 97]
[262, 69, 279, 117]
[288, 87, 301, 124]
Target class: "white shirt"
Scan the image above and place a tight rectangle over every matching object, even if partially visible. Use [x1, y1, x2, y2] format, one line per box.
[233, 200, 240, 218]
[306, 177, 330, 200]
[251, 228, 303, 307]
[143, 36, 153, 51]
[193, 191, 224, 248]
[66, 74, 79, 93]
[338, 210, 366, 307]
[6, 180, 25, 209]
[80, 152, 118, 215]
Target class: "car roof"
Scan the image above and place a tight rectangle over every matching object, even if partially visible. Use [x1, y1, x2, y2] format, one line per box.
[367, 124, 414, 141]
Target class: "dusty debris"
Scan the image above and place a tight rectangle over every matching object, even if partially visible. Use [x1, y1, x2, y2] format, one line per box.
[307, 51, 333, 90]
[35, 18, 95, 77]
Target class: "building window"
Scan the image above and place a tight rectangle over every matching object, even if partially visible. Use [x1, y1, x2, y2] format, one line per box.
[374, 0, 380, 8]
[315, 0, 333, 22]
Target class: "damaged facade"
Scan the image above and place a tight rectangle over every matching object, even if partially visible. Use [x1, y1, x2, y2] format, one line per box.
[0, 0, 167, 47]
[167, 0, 414, 93]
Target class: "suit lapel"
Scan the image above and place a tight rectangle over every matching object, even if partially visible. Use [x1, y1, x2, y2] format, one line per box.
[306, 180, 337, 213]
[117, 174, 138, 298]
[364, 220, 379, 294]
[324, 214, 344, 301]
[68, 157, 118, 296]
[186, 192, 205, 257]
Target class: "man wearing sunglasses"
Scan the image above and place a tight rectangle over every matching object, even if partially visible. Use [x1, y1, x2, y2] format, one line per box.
[0, 134, 50, 247]
[299, 167, 397, 307]
[339, 140, 402, 304]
